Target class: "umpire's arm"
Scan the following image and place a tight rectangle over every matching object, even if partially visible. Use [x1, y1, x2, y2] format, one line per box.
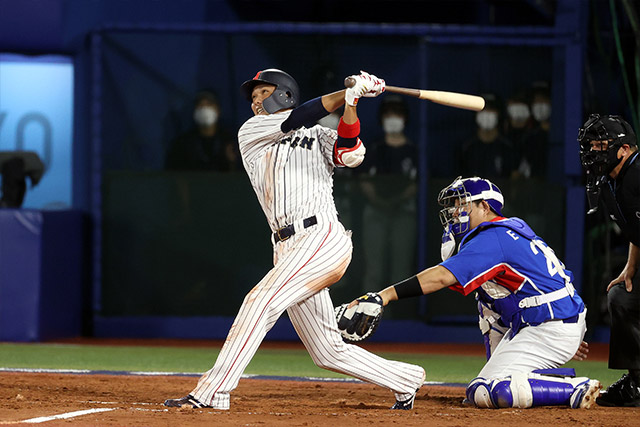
[378, 266, 458, 306]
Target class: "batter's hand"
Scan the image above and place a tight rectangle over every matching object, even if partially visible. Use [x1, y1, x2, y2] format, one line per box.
[344, 71, 385, 106]
[358, 71, 385, 98]
[572, 340, 589, 361]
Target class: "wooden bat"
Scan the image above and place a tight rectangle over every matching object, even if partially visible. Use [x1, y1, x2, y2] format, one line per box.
[344, 77, 485, 111]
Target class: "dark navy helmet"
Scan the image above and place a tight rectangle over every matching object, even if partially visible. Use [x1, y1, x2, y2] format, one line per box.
[240, 69, 300, 114]
[578, 114, 637, 176]
[438, 176, 504, 236]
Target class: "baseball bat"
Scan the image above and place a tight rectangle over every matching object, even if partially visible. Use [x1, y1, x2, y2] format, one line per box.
[344, 77, 485, 111]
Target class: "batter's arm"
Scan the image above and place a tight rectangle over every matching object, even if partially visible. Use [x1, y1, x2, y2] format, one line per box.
[281, 90, 347, 132]
[321, 90, 347, 112]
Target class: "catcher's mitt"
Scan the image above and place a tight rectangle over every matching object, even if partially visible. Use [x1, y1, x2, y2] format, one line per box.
[334, 292, 384, 343]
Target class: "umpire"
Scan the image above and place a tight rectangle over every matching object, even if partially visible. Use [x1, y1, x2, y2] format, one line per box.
[579, 114, 640, 407]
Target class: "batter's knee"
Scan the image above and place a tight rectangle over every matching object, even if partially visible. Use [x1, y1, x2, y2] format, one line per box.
[309, 342, 352, 371]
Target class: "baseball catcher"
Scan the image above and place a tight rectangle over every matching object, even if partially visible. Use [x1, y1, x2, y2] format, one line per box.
[339, 176, 602, 409]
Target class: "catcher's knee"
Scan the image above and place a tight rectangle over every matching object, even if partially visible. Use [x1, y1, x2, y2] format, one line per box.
[467, 377, 495, 408]
[466, 373, 533, 409]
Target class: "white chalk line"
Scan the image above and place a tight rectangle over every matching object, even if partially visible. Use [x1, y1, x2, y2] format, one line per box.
[20, 408, 116, 424]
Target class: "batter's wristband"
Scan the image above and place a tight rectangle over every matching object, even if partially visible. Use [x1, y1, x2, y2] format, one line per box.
[393, 275, 423, 300]
[337, 118, 360, 139]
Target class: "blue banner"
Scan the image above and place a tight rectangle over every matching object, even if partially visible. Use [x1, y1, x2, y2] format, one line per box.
[0, 54, 73, 208]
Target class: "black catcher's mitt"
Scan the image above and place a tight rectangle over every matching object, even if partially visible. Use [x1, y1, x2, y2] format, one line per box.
[334, 292, 384, 343]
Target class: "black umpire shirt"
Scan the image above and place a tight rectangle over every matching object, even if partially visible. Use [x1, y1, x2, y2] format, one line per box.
[600, 152, 640, 248]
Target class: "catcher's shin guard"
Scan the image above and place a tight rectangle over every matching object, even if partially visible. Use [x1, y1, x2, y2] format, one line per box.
[467, 373, 601, 409]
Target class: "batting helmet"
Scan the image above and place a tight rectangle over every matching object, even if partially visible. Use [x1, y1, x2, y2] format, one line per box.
[240, 69, 300, 114]
[438, 176, 504, 236]
[578, 114, 637, 177]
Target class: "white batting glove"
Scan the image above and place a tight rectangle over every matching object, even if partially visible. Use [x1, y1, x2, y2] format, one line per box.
[345, 84, 366, 107]
[358, 70, 385, 98]
[344, 71, 385, 106]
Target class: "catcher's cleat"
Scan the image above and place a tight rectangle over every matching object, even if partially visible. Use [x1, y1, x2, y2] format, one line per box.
[570, 379, 602, 409]
[164, 394, 211, 409]
[596, 374, 640, 407]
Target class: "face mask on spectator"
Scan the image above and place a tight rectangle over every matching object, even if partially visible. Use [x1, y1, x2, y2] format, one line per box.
[507, 103, 530, 122]
[531, 102, 551, 122]
[476, 111, 498, 130]
[383, 117, 405, 134]
[194, 106, 218, 127]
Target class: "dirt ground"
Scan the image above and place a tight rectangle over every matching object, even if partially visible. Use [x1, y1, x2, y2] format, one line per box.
[0, 340, 637, 426]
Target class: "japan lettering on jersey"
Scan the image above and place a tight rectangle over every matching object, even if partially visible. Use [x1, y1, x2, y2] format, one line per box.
[440, 217, 584, 332]
[238, 111, 340, 232]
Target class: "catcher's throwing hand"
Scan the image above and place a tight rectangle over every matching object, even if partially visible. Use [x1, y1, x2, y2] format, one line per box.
[335, 292, 384, 343]
[572, 340, 589, 361]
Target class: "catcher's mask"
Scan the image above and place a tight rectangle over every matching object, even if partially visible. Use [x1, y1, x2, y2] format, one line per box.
[438, 176, 504, 236]
[578, 114, 636, 177]
[240, 68, 300, 114]
[578, 114, 637, 213]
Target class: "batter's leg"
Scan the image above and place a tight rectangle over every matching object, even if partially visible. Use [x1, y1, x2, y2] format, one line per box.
[190, 223, 353, 408]
[287, 288, 426, 402]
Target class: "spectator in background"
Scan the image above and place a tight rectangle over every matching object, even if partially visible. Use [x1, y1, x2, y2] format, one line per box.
[360, 96, 418, 300]
[165, 89, 237, 171]
[460, 94, 514, 179]
[504, 90, 534, 178]
[520, 81, 552, 179]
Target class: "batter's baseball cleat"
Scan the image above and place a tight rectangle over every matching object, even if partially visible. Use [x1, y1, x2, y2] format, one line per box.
[164, 394, 212, 409]
[391, 368, 425, 410]
[596, 374, 640, 407]
[570, 379, 602, 409]
[391, 393, 417, 410]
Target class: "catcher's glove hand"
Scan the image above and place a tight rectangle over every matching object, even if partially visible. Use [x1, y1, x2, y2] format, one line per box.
[334, 292, 384, 343]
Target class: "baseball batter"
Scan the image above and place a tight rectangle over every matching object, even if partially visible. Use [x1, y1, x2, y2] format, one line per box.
[345, 177, 602, 409]
[164, 69, 425, 410]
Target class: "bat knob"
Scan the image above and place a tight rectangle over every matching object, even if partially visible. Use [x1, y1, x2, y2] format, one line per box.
[344, 77, 356, 88]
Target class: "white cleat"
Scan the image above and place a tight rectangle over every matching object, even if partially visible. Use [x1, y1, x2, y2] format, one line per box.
[570, 380, 602, 409]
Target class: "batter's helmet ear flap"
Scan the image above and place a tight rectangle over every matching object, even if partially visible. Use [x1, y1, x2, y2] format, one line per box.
[240, 69, 300, 113]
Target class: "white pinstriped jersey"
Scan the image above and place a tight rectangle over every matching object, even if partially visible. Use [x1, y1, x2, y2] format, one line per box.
[238, 111, 339, 232]
[188, 106, 426, 409]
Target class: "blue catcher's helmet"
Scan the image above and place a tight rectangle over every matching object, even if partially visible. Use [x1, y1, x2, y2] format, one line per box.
[438, 176, 504, 236]
[240, 68, 300, 114]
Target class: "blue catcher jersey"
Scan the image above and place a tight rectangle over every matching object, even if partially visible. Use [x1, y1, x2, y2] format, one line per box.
[440, 217, 584, 333]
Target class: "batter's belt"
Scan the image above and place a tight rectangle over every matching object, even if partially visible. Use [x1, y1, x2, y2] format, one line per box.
[273, 215, 318, 243]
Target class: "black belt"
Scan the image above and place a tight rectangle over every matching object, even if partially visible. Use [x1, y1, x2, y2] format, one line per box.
[273, 216, 318, 243]
[562, 314, 579, 324]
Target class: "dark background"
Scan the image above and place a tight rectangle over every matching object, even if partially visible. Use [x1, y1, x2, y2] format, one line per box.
[0, 0, 637, 341]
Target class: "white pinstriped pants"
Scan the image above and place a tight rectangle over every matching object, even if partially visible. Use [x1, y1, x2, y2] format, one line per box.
[191, 217, 425, 409]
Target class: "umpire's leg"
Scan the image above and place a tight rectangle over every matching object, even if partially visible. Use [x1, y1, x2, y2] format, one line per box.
[607, 274, 640, 370]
